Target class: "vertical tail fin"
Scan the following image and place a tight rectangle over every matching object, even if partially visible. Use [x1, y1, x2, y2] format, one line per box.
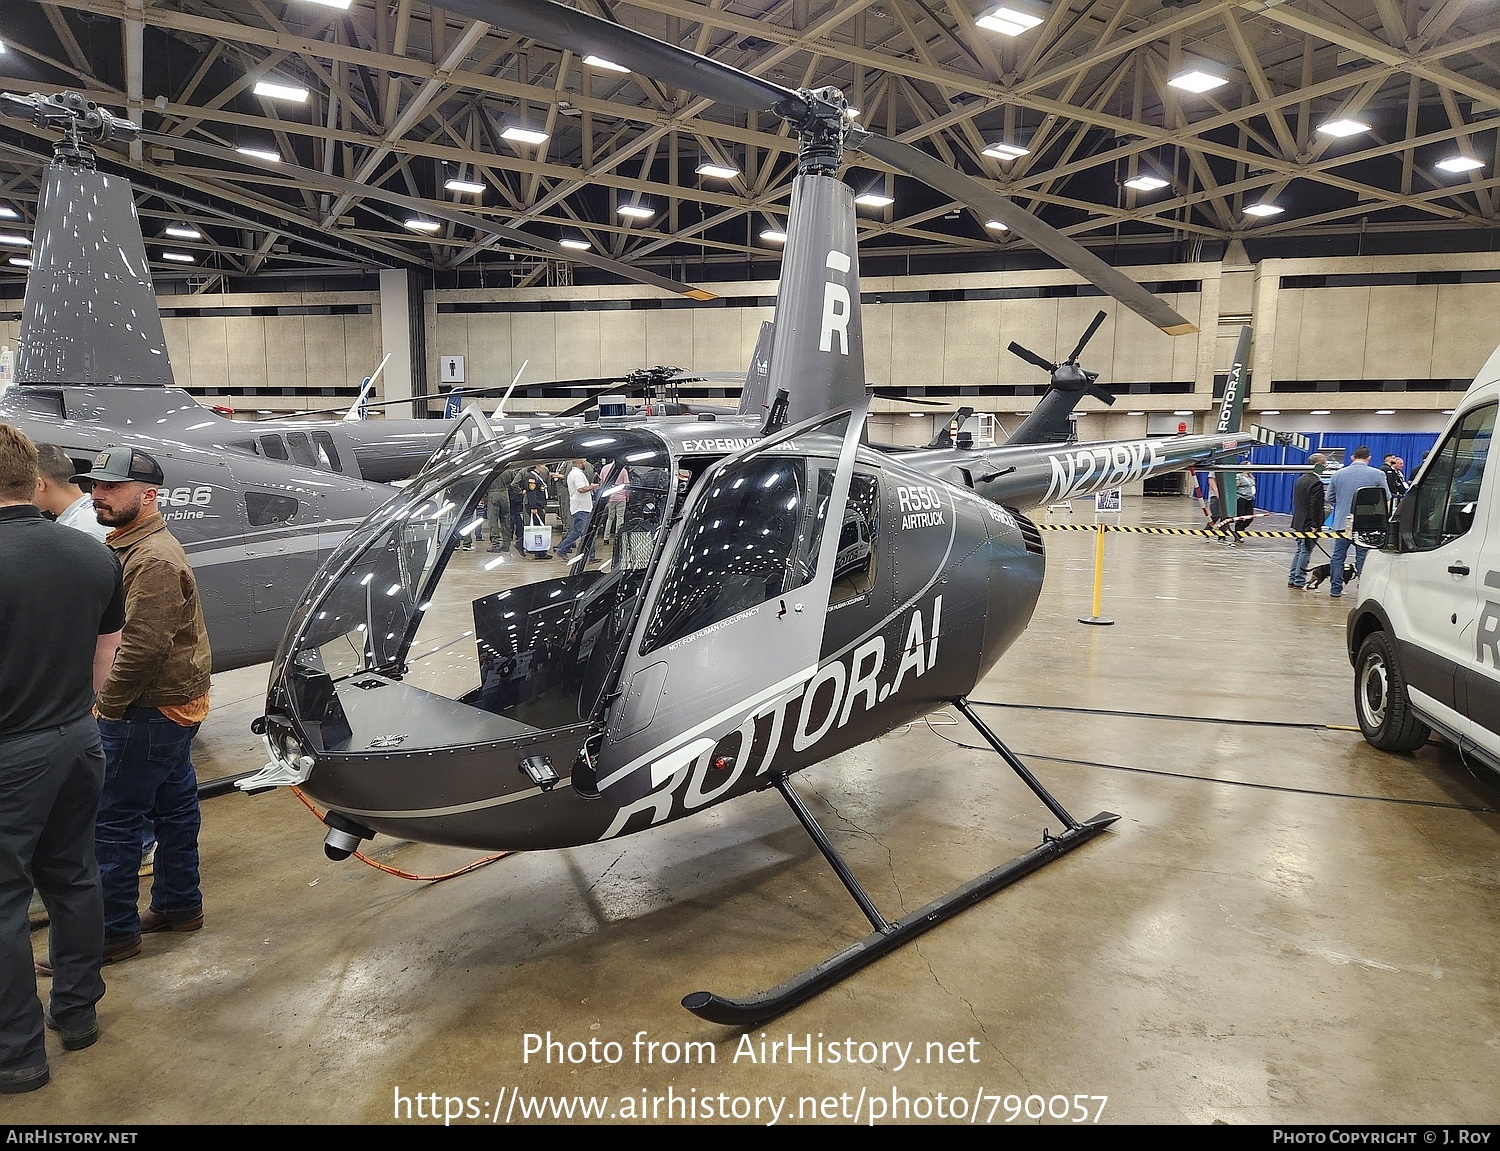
[736, 321, 775, 419]
[767, 174, 866, 425]
[1213, 325, 1253, 529]
[1215, 326, 1252, 435]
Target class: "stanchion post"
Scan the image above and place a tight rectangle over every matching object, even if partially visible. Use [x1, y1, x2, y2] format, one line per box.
[1079, 522, 1114, 626]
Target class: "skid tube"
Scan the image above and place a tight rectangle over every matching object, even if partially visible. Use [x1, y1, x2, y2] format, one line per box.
[681, 697, 1119, 1025]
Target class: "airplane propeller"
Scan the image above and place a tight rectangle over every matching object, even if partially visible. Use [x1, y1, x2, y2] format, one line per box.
[433, 0, 1197, 336]
[1007, 309, 1116, 408]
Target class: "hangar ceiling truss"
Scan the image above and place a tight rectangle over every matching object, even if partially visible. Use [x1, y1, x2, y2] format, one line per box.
[0, 0, 1496, 284]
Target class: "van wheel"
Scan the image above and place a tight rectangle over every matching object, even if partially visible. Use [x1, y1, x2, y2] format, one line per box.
[1355, 631, 1430, 753]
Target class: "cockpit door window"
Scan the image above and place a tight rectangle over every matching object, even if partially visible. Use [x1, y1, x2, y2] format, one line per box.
[594, 402, 869, 802]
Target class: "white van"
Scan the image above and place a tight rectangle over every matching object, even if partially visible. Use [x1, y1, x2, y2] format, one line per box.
[1346, 344, 1499, 772]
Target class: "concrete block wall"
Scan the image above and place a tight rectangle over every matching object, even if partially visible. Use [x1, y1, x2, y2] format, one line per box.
[5, 250, 1500, 432]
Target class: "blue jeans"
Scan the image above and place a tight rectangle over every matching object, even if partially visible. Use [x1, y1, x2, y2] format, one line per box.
[1328, 537, 1368, 597]
[95, 709, 202, 941]
[555, 511, 593, 561]
[1289, 538, 1315, 586]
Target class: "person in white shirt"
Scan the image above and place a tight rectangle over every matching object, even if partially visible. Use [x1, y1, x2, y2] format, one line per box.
[33, 443, 109, 542]
[554, 457, 598, 564]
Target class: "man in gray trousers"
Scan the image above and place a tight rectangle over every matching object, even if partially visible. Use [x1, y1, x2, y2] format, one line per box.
[0, 425, 124, 1094]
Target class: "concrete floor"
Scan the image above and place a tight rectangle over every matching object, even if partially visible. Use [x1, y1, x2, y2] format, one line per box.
[18, 494, 1500, 1125]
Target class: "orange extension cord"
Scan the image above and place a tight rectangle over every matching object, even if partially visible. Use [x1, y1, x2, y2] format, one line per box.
[291, 786, 511, 882]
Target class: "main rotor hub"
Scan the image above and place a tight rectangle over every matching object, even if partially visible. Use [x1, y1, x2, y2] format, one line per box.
[0, 91, 139, 169]
[789, 86, 854, 176]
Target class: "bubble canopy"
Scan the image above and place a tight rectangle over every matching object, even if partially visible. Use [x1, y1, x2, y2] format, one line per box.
[267, 427, 677, 752]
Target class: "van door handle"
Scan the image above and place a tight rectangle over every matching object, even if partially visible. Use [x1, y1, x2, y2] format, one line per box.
[1448, 563, 1470, 576]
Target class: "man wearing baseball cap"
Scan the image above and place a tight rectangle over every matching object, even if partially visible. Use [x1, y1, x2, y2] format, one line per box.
[37, 444, 213, 976]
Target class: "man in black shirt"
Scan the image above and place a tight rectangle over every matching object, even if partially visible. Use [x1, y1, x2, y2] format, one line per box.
[1288, 453, 1329, 589]
[0, 425, 125, 1094]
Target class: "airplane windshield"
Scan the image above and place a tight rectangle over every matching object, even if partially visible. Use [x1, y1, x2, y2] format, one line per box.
[272, 431, 675, 752]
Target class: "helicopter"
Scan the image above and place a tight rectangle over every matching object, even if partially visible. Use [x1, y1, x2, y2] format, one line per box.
[241, 0, 1267, 1027]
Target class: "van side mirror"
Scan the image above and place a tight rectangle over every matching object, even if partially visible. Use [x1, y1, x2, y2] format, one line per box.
[1351, 487, 1390, 549]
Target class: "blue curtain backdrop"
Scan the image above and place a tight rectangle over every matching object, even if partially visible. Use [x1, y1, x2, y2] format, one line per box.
[1249, 432, 1440, 515]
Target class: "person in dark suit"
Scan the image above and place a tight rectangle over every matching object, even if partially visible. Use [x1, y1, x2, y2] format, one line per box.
[1288, 453, 1328, 589]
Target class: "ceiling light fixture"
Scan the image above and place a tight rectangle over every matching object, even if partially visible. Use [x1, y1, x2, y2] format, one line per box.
[1375, 409, 1396, 415]
[1167, 64, 1229, 94]
[235, 146, 281, 163]
[984, 219, 1009, 231]
[1173, 410, 1193, 416]
[695, 162, 739, 180]
[0, 234, 31, 247]
[982, 141, 1029, 160]
[617, 203, 653, 219]
[0, 207, 17, 220]
[854, 191, 894, 208]
[760, 228, 787, 244]
[1317, 117, 1369, 138]
[301, 0, 352, 8]
[9, 257, 31, 269]
[160, 252, 195, 263]
[559, 237, 590, 250]
[975, 2, 1047, 36]
[253, 80, 310, 103]
[1436, 155, 1484, 173]
[500, 125, 549, 146]
[444, 178, 486, 194]
[583, 54, 629, 74]
[1243, 202, 1284, 217]
[404, 219, 442, 233]
[1311, 409, 1331, 416]
[1261, 410, 1280, 416]
[164, 225, 202, 240]
[1123, 174, 1169, 191]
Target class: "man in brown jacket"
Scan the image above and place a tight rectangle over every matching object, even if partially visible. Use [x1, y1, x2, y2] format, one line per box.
[38, 446, 212, 971]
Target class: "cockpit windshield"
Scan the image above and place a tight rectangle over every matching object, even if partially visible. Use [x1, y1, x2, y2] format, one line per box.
[270, 430, 675, 753]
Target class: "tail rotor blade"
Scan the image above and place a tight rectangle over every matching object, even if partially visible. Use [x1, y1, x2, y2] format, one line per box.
[1087, 383, 1117, 407]
[1008, 341, 1058, 374]
[1068, 310, 1108, 363]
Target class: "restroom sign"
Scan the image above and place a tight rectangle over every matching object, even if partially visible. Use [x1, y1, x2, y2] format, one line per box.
[441, 355, 465, 384]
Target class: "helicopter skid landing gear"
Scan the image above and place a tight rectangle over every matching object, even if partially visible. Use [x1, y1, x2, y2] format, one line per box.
[681, 698, 1118, 1025]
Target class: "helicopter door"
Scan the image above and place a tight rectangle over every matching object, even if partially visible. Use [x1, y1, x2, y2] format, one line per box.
[593, 403, 868, 803]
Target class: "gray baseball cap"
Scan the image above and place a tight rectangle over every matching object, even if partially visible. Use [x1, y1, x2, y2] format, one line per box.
[71, 444, 166, 486]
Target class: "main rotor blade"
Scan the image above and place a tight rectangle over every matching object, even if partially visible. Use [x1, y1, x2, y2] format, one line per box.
[1068, 310, 1108, 363]
[439, 0, 806, 119]
[142, 133, 715, 300]
[855, 134, 1197, 336]
[870, 388, 947, 408]
[1007, 341, 1057, 375]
